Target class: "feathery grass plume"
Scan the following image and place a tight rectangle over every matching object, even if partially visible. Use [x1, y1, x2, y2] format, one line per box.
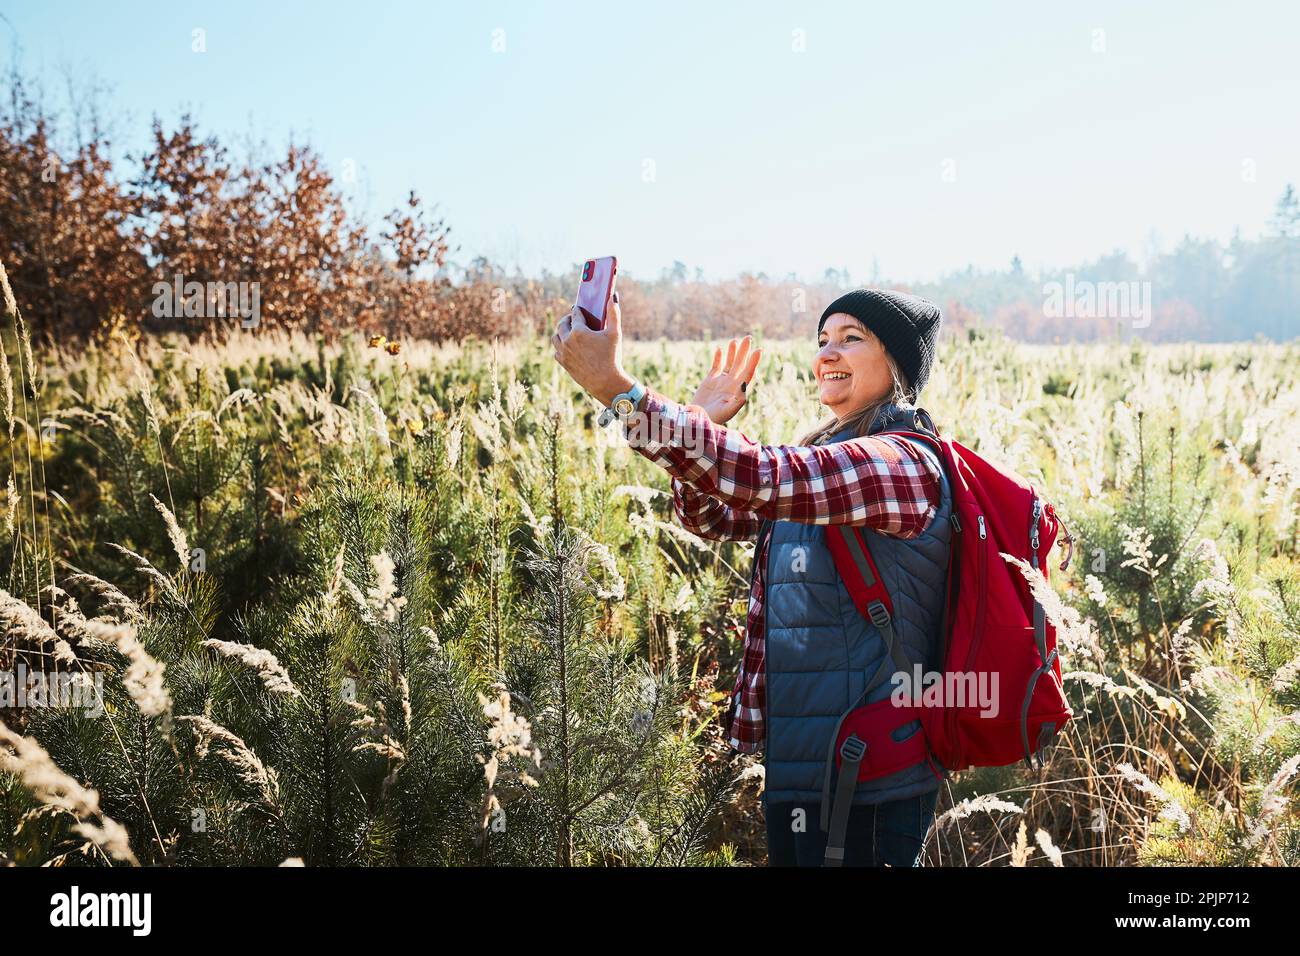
[0, 259, 36, 401]
[0, 718, 138, 865]
[611, 484, 665, 505]
[115, 331, 160, 434]
[215, 387, 259, 421]
[3, 472, 17, 539]
[351, 679, 410, 794]
[170, 408, 221, 449]
[177, 716, 277, 801]
[476, 687, 542, 833]
[935, 794, 1024, 830]
[445, 418, 462, 469]
[1272, 654, 1300, 694]
[16, 318, 35, 403]
[279, 857, 304, 866]
[398, 673, 412, 729]
[202, 639, 300, 696]
[352, 736, 405, 761]
[1169, 616, 1197, 662]
[63, 572, 143, 623]
[1249, 711, 1300, 756]
[1189, 537, 1237, 639]
[106, 542, 176, 596]
[0, 588, 77, 664]
[1064, 670, 1127, 695]
[107, 622, 172, 720]
[420, 625, 441, 654]
[347, 698, 377, 731]
[72, 617, 140, 654]
[353, 732, 406, 802]
[323, 544, 346, 610]
[0, 328, 12, 438]
[1000, 552, 1104, 663]
[0, 258, 13, 318]
[1244, 753, 1300, 851]
[1118, 523, 1169, 579]
[654, 516, 718, 552]
[504, 378, 528, 422]
[1083, 574, 1108, 607]
[1035, 828, 1064, 866]
[365, 551, 406, 623]
[346, 385, 391, 450]
[342, 575, 373, 623]
[1116, 762, 1191, 832]
[1010, 820, 1033, 867]
[583, 537, 626, 601]
[149, 493, 190, 569]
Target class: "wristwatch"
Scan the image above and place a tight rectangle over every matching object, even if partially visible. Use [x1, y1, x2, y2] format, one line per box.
[598, 381, 647, 427]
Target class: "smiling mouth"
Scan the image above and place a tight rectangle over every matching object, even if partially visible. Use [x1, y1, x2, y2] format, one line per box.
[821, 371, 851, 382]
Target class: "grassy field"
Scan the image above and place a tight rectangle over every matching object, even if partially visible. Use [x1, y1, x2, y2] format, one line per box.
[2, 312, 1299, 866]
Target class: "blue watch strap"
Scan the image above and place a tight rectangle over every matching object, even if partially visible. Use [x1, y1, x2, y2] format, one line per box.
[598, 380, 647, 427]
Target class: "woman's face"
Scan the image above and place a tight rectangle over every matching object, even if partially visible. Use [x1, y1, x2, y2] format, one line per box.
[814, 314, 895, 415]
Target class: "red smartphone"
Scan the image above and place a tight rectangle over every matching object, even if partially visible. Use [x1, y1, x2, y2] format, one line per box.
[574, 256, 617, 330]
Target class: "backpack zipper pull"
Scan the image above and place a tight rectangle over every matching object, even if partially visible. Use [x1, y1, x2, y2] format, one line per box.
[977, 515, 986, 539]
[1030, 498, 1042, 567]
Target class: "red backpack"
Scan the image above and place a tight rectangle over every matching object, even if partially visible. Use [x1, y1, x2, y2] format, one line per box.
[818, 413, 1075, 864]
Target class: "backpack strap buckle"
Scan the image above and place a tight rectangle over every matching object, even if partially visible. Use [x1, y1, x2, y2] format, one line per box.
[839, 734, 867, 764]
[867, 600, 892, 630]
[824, 734, 868, 867]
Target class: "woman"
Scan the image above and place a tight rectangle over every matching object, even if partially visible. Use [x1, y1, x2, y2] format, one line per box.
[553, 287, 950, 867]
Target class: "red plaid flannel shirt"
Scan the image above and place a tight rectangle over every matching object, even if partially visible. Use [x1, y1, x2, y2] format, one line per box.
[623, 393, 943, 753]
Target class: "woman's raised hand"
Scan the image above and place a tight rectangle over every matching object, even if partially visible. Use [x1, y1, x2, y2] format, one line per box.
[690, 335, 762, 425]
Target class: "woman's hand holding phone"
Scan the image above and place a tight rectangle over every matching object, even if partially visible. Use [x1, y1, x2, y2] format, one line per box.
[690, 336, 762, 425]
[552, 289, 634, 407]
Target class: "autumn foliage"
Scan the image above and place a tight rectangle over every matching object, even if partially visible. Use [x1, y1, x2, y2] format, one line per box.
[1, 71, 519, 343]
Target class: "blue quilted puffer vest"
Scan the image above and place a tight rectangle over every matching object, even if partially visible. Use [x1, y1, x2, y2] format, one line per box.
[759, 401, 953, 805]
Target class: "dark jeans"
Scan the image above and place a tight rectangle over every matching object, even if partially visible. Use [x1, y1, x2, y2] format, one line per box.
[765, 790, 938, 867]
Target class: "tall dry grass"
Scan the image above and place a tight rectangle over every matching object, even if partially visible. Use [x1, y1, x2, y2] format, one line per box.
[2, 257, 1298, 864]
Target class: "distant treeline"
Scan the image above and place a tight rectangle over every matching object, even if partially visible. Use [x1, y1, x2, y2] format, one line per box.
[3, 66, 1297, 344]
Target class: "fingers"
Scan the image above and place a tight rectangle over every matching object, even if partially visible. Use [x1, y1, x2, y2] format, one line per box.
[732, 335, 751, 376]
[556, 309, 575, 339]
[709, 346, 722, 376]
[724, 338, 737, 373]
[552, 310, 574, 362]
[603, 288, 621, 336]
[742, 346, 762, 386]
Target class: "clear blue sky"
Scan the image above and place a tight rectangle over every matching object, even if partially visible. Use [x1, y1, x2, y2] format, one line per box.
[3, 1, 1298, 283]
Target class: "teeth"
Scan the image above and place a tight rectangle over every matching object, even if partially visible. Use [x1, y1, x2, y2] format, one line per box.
[824, 372, 850, 380]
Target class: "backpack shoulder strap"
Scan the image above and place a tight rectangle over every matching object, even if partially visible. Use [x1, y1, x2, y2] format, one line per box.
[913, 406, 940, 438]
[820, 524, 917, 865]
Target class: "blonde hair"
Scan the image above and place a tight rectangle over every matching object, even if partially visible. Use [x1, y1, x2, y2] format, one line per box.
[799, 345, 911, 446]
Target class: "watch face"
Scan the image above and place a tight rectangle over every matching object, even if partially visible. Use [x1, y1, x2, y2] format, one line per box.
[614, 398, 635, 417]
